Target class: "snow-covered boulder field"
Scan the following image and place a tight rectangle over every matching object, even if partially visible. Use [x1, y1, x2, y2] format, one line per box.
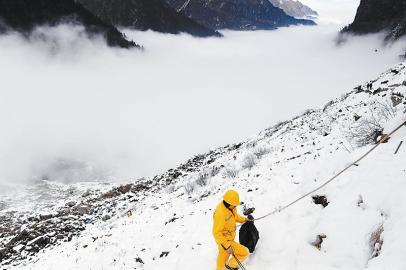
[1, 62, 406, 270]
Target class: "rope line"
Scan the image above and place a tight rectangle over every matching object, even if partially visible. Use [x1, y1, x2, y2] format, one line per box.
[232, 253, 247, 270]
[254, 119, 406, 222]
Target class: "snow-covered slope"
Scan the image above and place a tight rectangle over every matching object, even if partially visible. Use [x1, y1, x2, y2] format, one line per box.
[269, 0, 318, 19]
[1, 62, 406, 269]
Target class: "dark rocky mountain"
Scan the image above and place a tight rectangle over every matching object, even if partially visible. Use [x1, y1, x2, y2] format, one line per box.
[77, 0, 221, 37]
[0, 0, 138, 48]
[269, 0, 318, 19]
[342, 0, 406, 40]
[164, 0, 315, 30]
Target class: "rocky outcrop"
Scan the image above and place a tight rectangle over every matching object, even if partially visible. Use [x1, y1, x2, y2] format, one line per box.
[164, 0, 315, 30]
[0, 181, 154, 265]
[0, 0, 138, 48]
[78, 0, 221, 37]
[342, 0, 406, 40]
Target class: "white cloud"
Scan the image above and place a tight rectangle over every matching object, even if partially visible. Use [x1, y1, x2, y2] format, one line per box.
[0, 24, 404, 185]
[299, 0, 360, 25]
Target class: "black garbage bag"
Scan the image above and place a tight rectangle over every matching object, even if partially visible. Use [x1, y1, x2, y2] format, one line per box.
[239, 215, 259, 253]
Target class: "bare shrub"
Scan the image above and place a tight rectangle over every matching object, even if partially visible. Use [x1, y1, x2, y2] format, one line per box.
[370, 225, 384, 258]
[373, 100, 397, 120]
[208, 166, 220, 177]
[222, 166, 238, 179]
[241, 154, 258, 170]
[253, 146, 270, 159]
[347, 118, 383, 146]
[165, 185, 176, 193]
[184, 182, 195, 195]
[246, 141, 257, 148]
[347, 102, 396, 147]
[195, 172, 209, 187]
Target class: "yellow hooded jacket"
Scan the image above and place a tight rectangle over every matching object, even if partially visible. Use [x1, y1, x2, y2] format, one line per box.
[212, 202, 247, 249]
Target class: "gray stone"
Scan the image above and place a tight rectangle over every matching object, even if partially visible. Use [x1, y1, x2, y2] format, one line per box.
[66, 201, 76, 207]
[39, 214, 53, 221]
[102, 215, 111, 221]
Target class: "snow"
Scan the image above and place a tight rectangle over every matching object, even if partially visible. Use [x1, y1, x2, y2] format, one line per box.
[0, 181, 114, 214]
[2, 62, 406, 269]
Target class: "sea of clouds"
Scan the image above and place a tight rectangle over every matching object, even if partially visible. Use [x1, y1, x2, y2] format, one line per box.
[0, 22, 405, 186]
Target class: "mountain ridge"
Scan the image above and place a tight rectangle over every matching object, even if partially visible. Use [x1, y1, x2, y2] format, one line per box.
[0, 0, 138, 48]
[342, 0, 406, 41]
[77, 0, 222, 37]
[164, 0, 316, 30]
[269, 0, 318, 19]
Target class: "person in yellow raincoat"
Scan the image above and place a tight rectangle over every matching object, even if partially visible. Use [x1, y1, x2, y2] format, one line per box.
[212, 190, 252, 270]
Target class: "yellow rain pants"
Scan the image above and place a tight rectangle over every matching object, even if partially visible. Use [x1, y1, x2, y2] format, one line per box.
[213, 201, 249, 269]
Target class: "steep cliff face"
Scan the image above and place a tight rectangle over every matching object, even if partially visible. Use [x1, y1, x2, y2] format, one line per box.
[343, 0, 406, 40]
[78, 0, 221, 37]
[0, 0, 138, 48]
[165, 0, 315, 30]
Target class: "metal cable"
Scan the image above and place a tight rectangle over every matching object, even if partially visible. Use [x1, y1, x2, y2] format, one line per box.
[254, 119, 406, 222]
[232, 253, 248, 270]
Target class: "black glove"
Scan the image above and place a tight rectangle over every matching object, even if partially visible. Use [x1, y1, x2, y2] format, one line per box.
[243, 207, 255, 216]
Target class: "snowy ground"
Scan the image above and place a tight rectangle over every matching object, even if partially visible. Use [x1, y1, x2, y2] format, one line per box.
[2, 61, 405, 269]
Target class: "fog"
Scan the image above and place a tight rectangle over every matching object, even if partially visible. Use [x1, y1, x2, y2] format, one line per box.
[301, 0, 360, 24]
[0, 23, 405, 186]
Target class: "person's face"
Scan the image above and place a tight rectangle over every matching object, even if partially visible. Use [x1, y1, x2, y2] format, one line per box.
[229, 205, 236, 210]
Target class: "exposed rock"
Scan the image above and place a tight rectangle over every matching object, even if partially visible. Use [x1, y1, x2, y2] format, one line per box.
[102, 215, 111, 221]
[165, 216, 179, 225]
[160, 251, 170, 257]
[39, 214, 53, 221]
[11, 229, 31, 244]
[342, 0, 406, 41]
[312, 195, 329, 207]
[75, 205, 92, 215]
[312, 234, 327, 250]
[0, 248, 6, 261]
[391, 93, 404, 107]
[27, 216, 40, 222]
[66, 201, 76, 207]
[103, 184, 134, 199]
[1, 203, 92, 263]
[117, 184, 132, 194]
[357, 195, 364, 207]
[27, 235, 50, 247]
[131, 183, 150, 193]
[82, 190, 92, 197]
